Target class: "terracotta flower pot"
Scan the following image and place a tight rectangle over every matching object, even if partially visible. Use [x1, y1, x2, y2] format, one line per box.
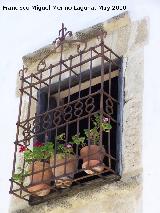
[50, 154, 76, 188]
[27, 161, 52, 196]
[80, 145, 106, 174]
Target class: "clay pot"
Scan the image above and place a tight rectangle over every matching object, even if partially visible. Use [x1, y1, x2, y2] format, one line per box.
[50, 154, 76, 188]
[27, 161, 52, 196]
[80, 145, 106, 174]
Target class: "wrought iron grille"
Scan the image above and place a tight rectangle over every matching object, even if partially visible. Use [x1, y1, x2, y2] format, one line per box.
[9, 23, 122, 204]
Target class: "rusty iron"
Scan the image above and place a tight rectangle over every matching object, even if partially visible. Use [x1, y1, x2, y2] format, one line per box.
[9, 23, 121, 203]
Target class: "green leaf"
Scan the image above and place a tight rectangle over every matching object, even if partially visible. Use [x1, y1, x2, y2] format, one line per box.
[23, 142, 54, 162]
[56, 133, 65, 141]
[102, 123, 112, 132]
[71, 134, 85, 146]
[12, 169, 29, 183]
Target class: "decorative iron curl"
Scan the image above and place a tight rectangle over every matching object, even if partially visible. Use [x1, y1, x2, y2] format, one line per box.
[55, 38, 87, 54]
[105, 98, 114, 115]
[22, 122, 32, 146]
[32, 116, 41, 133]
[42, 113, 52, 130]
[36, 23, 88, 71]
[52, 23, 87, 53]
[74, 101, 83, 117]
[19, 66, 28, 77]
[53, 110, 62, 126]
[37, 59, 47, 72]
[52, 23, 73, 48]
[64, 105, 72, 121]
[76, 40, 87, 53]
[96, 31, 107, 42]
[85, 97, 95, 113]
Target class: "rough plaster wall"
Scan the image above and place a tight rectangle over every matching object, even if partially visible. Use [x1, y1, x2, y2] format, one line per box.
[12, 175, 142, 213]
[10, 12, 148, 213]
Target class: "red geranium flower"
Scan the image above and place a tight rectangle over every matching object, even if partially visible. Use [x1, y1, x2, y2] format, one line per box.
[33, 141, 43, 147]
[19, 145, 27, 153]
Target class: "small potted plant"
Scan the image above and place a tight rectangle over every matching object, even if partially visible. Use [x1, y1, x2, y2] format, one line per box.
[80, 113, 112, 174]
[12, 141, 53, 196]
[50, 133, 77, 188]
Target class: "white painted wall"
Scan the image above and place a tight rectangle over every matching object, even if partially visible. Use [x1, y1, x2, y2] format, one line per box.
[0, 0, 160, 212]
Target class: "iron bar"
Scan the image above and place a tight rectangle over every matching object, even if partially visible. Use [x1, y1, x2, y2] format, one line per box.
[108, 51, 112, 168]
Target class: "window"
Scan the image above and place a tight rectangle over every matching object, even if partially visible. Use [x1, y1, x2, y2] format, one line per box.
[10, 24, 123, 205]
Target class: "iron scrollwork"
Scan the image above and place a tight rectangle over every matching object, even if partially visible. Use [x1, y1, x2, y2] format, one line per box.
[37, 23, 87, 72]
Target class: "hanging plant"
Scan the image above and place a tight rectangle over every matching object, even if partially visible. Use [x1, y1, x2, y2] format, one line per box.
[12, 141, 53, 196]
[80, 113, 112, 174]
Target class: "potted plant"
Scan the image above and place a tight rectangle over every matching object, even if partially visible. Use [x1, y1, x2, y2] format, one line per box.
[12, 141, 53, 196]
[80, 113, 112, 174]
[50, 133, 78, 188]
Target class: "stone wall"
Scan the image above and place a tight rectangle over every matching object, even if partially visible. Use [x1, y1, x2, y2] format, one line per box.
[9, 12, 148, 213]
